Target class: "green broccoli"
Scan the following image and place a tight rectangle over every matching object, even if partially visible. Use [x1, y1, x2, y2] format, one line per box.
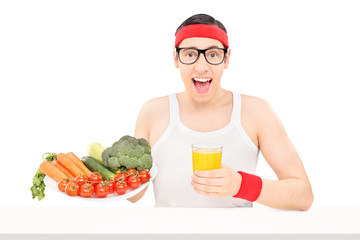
[106, 156, 120, 170]
[137, 154, 152, 171]
[101, 135, 153, 172]
[118, 156, 138, 169]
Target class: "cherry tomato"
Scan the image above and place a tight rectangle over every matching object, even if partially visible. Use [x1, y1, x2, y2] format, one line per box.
[104, 180, 115, 194]
[88, 172, 102, 186]
[139, 170, 151, 184]
[58, 178, 69, 192]
[65, 181, 79, 196]
[95, 183, 108, 198]
[115, 181, 128, 195]
[115, 172, 129, 182]
[127, 168, 137, 175]
[74, 175, 87, 187]
[79, 182, 94, 198]
[127, 175, 141, 190]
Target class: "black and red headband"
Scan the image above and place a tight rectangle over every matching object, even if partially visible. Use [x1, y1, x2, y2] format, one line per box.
[175, 24, 229, 48]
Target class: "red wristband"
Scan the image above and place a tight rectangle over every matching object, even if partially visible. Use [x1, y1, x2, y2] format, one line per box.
[233, 171, 262, 202]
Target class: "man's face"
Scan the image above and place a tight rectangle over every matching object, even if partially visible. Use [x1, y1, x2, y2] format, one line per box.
[174, 37, 230, 102]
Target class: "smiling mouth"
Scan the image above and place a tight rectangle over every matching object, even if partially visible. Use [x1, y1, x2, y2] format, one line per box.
[192, 77, 212, 94]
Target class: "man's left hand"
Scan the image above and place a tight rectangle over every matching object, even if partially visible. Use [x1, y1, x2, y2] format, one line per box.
[191, 164, 242, 197]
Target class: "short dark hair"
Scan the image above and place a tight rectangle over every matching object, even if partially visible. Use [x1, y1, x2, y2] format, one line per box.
[175, 14, 227, 35]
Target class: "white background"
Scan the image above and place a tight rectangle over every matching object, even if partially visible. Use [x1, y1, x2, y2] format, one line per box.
[0, 0, 359, 208]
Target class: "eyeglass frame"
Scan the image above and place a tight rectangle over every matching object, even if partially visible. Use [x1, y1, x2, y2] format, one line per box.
[175, 47, 228, 65]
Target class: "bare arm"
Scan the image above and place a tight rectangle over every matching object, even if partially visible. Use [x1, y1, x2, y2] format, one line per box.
[254, 99, 313, 210]
[127, 102, 151, 203]
[191, 97, 313, 210]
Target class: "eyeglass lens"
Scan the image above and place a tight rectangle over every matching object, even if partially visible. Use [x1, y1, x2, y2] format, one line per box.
[179, 48, 225, 64]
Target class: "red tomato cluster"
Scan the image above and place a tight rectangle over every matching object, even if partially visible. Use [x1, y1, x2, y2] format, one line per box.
[57, 168, 150, 198]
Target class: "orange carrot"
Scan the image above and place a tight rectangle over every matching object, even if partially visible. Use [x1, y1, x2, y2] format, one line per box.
[39, 161, 68, 182]
[66, 152, 92, 177]
[56, 152, 85, 177]
[51, 160, 75, 179]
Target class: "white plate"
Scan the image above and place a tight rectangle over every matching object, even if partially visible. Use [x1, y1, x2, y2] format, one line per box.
[44, 163, 158, 201]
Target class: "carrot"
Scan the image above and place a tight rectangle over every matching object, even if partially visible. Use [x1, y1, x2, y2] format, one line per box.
[39, 161, 68, 182]
[66, 152, 92, 177]
[51, 160, 75, 179]
[56, 152, 85, 177]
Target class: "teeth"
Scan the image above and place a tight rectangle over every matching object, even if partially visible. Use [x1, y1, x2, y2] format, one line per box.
[193, 78, 212, 82]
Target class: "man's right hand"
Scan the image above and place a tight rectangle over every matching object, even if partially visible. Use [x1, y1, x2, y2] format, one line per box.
[127, 185, 148, 203]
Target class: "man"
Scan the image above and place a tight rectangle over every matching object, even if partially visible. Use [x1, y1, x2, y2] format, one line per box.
[128, 14, 313, 210]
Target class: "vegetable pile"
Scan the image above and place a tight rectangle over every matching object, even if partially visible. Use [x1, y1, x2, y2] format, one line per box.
[30, 135, 152, 200]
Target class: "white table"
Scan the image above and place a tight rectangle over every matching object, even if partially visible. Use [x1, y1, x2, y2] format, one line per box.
[0, 207, 359, 239]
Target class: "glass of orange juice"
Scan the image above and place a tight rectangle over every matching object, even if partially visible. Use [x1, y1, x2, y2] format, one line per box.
[192, 143, 223, 173]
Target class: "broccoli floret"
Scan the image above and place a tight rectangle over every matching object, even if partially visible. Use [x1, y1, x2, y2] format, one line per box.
[116, 141, 134, 155]
[104, 156, 120, 171]
[133, 145, 145, 158]
[111, 135, 134, 147]
[119, 135, 134, 142]
[138, 138, 151, 154]
[101, 148, 112, 162]
[125, 146, 137, 158]
[102, 135, 153, 172]
[138, 138, 149, 147]
[137, 154, 152, 171]
[118, 156, 138, 170]
[119, 135, 138, 145]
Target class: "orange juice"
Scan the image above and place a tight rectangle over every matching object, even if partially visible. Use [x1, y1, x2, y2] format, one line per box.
[192, 144, 222, 173]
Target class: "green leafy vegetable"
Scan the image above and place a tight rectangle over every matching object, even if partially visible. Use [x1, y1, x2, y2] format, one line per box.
[30, 152, 57, 201]
[30, 169, 46, 200]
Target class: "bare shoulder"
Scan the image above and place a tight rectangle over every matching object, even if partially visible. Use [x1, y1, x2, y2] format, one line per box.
[241, 93, 287, 144]
[135, 95, 170, 147]
[142, 95, 169, 113]
[241, 94, 271, 110]
[240, 94, 279, 147]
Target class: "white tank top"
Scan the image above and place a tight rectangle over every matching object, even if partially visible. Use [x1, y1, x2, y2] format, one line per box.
[151, 91, 259, 207]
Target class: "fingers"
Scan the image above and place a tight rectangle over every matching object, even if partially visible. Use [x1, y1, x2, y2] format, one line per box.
[194, 168, 226, 178]
[191, 175, 228, 197]
[192, 187, 222, 197]
[194, 164, 232, 178]
[191, 165, 240, 198]
[191, 180, 223, 194]
[191, 175, 224, 186]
